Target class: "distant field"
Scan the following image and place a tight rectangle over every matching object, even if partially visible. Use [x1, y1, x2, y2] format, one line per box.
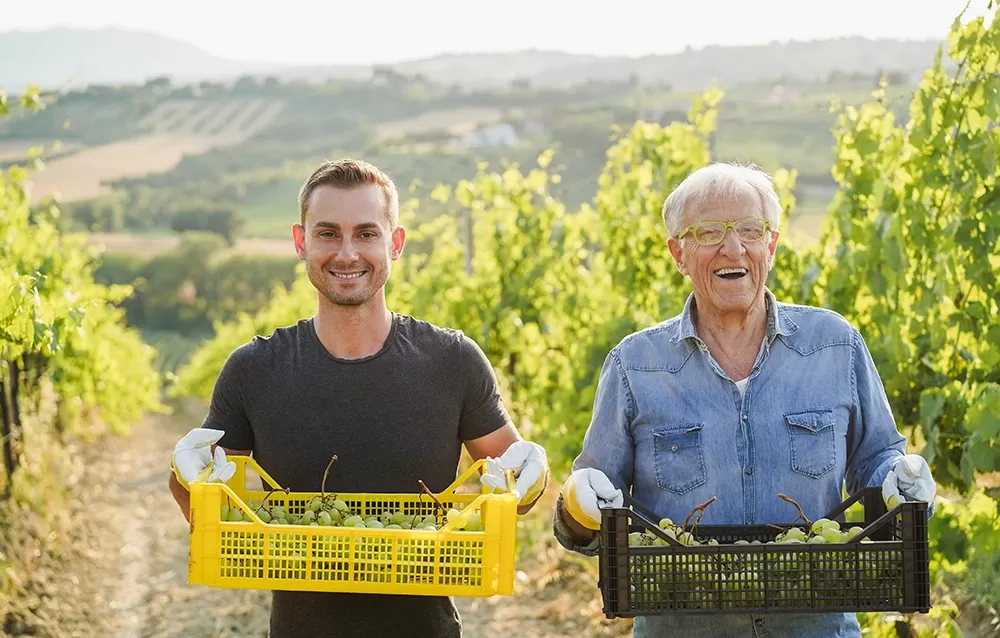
[0, 138, 83, 162]
[23, 99, 284, 205]
[83, 232, 294, 257]
[376, 107, 504, 139]
[240, 178, 302, 238]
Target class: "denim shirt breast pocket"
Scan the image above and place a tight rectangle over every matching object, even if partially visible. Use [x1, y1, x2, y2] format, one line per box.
[652, 424, 707, 494]
[784, 409, 837, 478]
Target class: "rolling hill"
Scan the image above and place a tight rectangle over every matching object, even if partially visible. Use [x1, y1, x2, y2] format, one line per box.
[1, 27, 948, 93]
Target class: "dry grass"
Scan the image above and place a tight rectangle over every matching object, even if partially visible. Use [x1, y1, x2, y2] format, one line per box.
[23, 100, 284, 205]
[376, 107, 505, 140]
[82, 232, 294, 258]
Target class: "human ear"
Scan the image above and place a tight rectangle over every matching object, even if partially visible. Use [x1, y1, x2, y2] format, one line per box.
[292, 223, 306, 259]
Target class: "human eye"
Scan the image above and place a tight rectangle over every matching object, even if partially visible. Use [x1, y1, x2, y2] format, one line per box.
[695, 223, 725, 244]
[736, 220, 766, 241]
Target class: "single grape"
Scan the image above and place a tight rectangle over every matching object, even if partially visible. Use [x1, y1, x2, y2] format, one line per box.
[464, 513, 483, 531]
[821, 528, 844, 543]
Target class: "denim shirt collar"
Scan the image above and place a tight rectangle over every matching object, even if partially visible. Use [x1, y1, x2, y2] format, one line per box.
[670, 287, 798, 346]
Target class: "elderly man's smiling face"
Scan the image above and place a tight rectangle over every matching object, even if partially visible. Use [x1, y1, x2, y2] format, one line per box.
[667, 191, 779, 319]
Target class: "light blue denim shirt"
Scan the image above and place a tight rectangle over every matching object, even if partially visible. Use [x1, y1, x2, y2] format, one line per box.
[554, 289, 908, 638]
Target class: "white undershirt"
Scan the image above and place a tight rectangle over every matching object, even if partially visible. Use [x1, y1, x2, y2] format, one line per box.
[735, 377, 750, 397]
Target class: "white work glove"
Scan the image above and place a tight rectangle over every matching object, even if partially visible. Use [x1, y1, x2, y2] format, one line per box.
[171, 428, 237, 487]
[480, 440, 548, 505]
[882, 454, 935, 510]
[560, 468, 624, 530]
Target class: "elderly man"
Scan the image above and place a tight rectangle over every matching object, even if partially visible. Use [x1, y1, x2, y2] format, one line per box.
[553, 162, 935, 638]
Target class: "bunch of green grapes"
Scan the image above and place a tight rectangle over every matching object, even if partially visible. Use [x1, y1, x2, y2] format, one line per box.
[220, 498, 484, 532]
[627, 516, 719, 548]
[774, 518, 867, 545]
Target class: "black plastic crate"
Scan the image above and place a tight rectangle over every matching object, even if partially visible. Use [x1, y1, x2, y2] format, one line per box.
[598, 487, 930, 617]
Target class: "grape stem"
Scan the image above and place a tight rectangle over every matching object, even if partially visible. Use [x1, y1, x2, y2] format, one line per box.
[256, 486, 290, 515]
[417, 480, 446, 513]
[682, 496, 717, 532]
[777, 493, 812, 529]
[321, 455, 338, 500]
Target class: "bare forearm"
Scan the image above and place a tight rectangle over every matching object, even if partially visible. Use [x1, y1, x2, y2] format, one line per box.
[168, 471, 191, 524]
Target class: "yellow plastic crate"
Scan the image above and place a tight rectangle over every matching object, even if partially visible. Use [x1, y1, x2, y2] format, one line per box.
[186, 456, 519, 597]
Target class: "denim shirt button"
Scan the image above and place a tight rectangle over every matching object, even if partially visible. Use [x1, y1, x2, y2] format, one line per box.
[670, 443, 679, 452]
[744, 467, 753, 476]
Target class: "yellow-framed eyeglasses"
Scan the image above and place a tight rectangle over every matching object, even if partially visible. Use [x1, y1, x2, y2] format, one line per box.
[674, 217, 772, 246]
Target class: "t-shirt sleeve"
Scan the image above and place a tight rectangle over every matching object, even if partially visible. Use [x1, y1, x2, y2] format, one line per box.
[457, 333, 513, 441]
[200, 343, 255, 451]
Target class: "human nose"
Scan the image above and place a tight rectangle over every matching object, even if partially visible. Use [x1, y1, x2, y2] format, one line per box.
[334, 237, 360, 261]
[718, 226, 746, 257]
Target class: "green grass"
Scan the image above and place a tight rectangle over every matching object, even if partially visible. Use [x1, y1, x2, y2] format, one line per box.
[239, 178, 302, 238]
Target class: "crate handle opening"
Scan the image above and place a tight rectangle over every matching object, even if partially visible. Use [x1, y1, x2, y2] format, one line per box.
[610, 492, 686, 547]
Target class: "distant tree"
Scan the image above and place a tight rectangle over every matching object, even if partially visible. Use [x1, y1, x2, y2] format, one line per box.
[66, 193, 126, 232]
[169, 203, 243, 245]
[143, 76, 172, 95]
[233, 76, 259, 93]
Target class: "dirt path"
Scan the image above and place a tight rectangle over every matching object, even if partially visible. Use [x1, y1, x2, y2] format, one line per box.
[15, 404, 632, 638]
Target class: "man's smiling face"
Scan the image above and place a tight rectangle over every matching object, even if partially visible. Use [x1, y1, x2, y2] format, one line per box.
[293, 184, 405, 309]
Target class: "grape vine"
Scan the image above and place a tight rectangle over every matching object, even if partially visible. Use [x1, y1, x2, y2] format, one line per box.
[0, 88, 164, 495]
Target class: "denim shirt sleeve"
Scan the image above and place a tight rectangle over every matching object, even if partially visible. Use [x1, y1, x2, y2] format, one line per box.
[552, 349, 636, 555]
[845, 328, 907, 495]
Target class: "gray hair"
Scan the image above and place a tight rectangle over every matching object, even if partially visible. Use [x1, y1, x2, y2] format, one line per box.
[661, 162, 783, 239]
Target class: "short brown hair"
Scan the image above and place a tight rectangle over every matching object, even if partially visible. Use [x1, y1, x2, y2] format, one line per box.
[298, 158, 399, 228]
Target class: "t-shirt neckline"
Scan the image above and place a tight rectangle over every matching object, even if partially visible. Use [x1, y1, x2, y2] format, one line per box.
[307, 312, 400, 364]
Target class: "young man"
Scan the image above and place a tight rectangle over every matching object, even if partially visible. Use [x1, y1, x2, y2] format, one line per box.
[168, 158, 548, 637]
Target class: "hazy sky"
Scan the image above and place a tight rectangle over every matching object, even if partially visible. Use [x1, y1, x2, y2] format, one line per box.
[5, 0, 995, 65]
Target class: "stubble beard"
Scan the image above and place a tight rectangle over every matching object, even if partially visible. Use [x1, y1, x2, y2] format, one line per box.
[305, 256, 388, 308]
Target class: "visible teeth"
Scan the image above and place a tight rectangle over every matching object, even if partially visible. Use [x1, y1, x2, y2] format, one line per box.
[331, 272, 364, 279]
[714, 268, 747, 276]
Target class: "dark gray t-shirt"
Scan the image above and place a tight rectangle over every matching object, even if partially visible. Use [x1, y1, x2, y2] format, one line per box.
[202, 313, 512, 638]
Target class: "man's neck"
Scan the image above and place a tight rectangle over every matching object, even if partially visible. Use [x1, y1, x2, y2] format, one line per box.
[313, 294, 394, 360]
[694, 296, 769, 354]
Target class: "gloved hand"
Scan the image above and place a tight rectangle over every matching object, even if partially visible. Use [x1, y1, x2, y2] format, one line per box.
[171, 428, 237, 489]
[560, 468, 623, 530]
[480, 440, 548, 505]
[882, 454, 935, 509]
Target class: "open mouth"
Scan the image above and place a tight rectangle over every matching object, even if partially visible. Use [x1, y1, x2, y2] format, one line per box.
[714, 267, 748, 280]
[329, 271, 365, 280]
